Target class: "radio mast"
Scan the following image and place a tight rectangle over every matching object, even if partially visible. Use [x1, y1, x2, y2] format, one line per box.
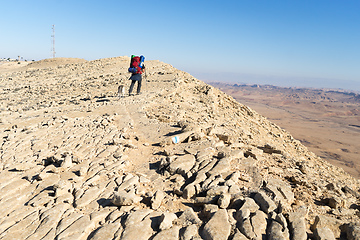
[51, 25, 56, 58]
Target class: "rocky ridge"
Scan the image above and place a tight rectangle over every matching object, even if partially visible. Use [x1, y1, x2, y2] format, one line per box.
[0, 56, 359, 239]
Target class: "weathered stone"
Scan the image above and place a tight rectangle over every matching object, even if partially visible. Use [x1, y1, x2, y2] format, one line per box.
[152, 226, 180, 240]
[111, 190, 142, 206]
[265, 178, 294, 210]
[275, 213, 288, 229]
[206, 185, 229, 197]
[117, 174, 139, 191]
[159, 212, 178, 230]
[53, 180, 72, 197]
[56, 215, 95, 239]
[74, 186, 104, 208]
[238, 217, 256, 239]
[240, 197, 260, 213]
[2, 47, 360, 240]
[202, 204, 219, 219]
[287, 207, 308, 240]
[151, 190, 165, 210]
[180, 224, 200, 240]
[56, 212, 84, 236]
[236, 208, 250, 221]
[176, 207, 202, 227]
[89, 222, 122, 240]
[26, 203, 69, 240]
[121, 217, 153, 240]
[311, 215, 342, 238]
[123, 209, 153, 227]
[325, 196, 345, 209]
[218, 193, 231, 209]
[251, 210, 268, 239]
[60, 154, 73, 168]
[268, 220, 289, 240]
[183, 183, 196, 199]
[313, 227, 336, 240]
[208, 157, 231, 176]
[232, 228, 249, 240]
[194, 196, 219, 205]
[254, 191, 277, 213]
[227, 209, 237, 225]
[202, 209, 231, 240]
[167, 154, 196, 177]
[344, 224, 360, 240]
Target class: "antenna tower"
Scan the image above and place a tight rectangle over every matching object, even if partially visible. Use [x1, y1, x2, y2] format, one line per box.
[51, 25, 56, 58]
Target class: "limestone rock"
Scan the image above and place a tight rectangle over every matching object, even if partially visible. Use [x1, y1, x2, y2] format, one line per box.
[254, 191, 277, 213]
[202, 209, 231, 240]
[251, 210, 268, 239]
[151, 190, 165, 210]
[344, 224, 360, 240]
[152, 226, 180, 240]
[217, 193, 231, 209]
[89, 222, 122, 240]
[159, 212, 177, 230]
[180, 224, 200, 240]
[111, 190, 142, 206]
[238, 217, 256, 239]
[287, 207, 308, 240]
[239, 197, 260, 213]
[176, 207, 202, 227]
[314, 227, 336, 240]
[232, 229, 249, 240]
[311, 215, 342, 238]
[167, 154, 196, 177]
[121, 217, 153, 240]
[268, 220, 289, 240]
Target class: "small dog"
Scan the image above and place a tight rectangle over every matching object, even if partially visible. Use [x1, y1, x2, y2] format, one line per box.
[117, 85, 125, 98]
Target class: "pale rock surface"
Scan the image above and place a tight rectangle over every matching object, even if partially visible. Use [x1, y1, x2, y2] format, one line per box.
[0, 57, 359, 240]
[159, 212, 178, 230]
[202, 209, 231, 240]
[111, 190, 142, 206]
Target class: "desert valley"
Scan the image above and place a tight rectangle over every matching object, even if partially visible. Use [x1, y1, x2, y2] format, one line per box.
[208, 83, 360, 179]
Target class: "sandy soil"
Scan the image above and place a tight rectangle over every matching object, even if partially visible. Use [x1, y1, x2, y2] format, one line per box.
[208, 83, 360, 179]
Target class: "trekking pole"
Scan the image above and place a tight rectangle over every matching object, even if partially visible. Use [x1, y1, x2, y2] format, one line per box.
[143, 64, 147, 92]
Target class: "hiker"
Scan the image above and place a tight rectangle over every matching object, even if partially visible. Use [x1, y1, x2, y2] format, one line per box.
[128, 55, 145, 95]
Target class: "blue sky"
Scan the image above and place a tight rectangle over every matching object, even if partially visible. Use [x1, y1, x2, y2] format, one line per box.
[1, 1, 360, 91]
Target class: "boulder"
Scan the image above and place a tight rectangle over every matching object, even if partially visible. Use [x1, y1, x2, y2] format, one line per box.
[151, 190, 165, 210]
[287, 207, 308, 240]
[159, 212, 178, 230]
[111, 190, 142, 206]
[218, 193, 231, 209]
[313, 227, 336, 240]
[254, 191, 277, 213]
[152, 226, 180, 240]
[167, 154, 196, 177]
[202, 209, 231, 240]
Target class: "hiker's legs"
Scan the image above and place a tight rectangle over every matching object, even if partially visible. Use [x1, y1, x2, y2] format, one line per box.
[136, 79, 142, 94]
[129, 80, 136, 95]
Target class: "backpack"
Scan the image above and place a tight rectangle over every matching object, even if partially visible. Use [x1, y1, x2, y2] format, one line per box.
[128, 55, 145, 74]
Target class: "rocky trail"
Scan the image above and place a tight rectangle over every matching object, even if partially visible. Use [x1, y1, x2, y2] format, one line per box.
[0, 57, 359, 239]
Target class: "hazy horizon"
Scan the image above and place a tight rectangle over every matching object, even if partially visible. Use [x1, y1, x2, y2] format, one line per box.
[1, 1, 359, 93]
[193, 71, 360, 93]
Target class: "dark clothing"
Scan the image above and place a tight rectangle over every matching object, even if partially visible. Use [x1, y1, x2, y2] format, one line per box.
[129, 74, 142, 95]
[130, 74, 142, 81]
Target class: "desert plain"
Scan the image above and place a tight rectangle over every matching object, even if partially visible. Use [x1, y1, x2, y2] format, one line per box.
[0, 57, 359, 239]
[209, 82, 360, 179]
